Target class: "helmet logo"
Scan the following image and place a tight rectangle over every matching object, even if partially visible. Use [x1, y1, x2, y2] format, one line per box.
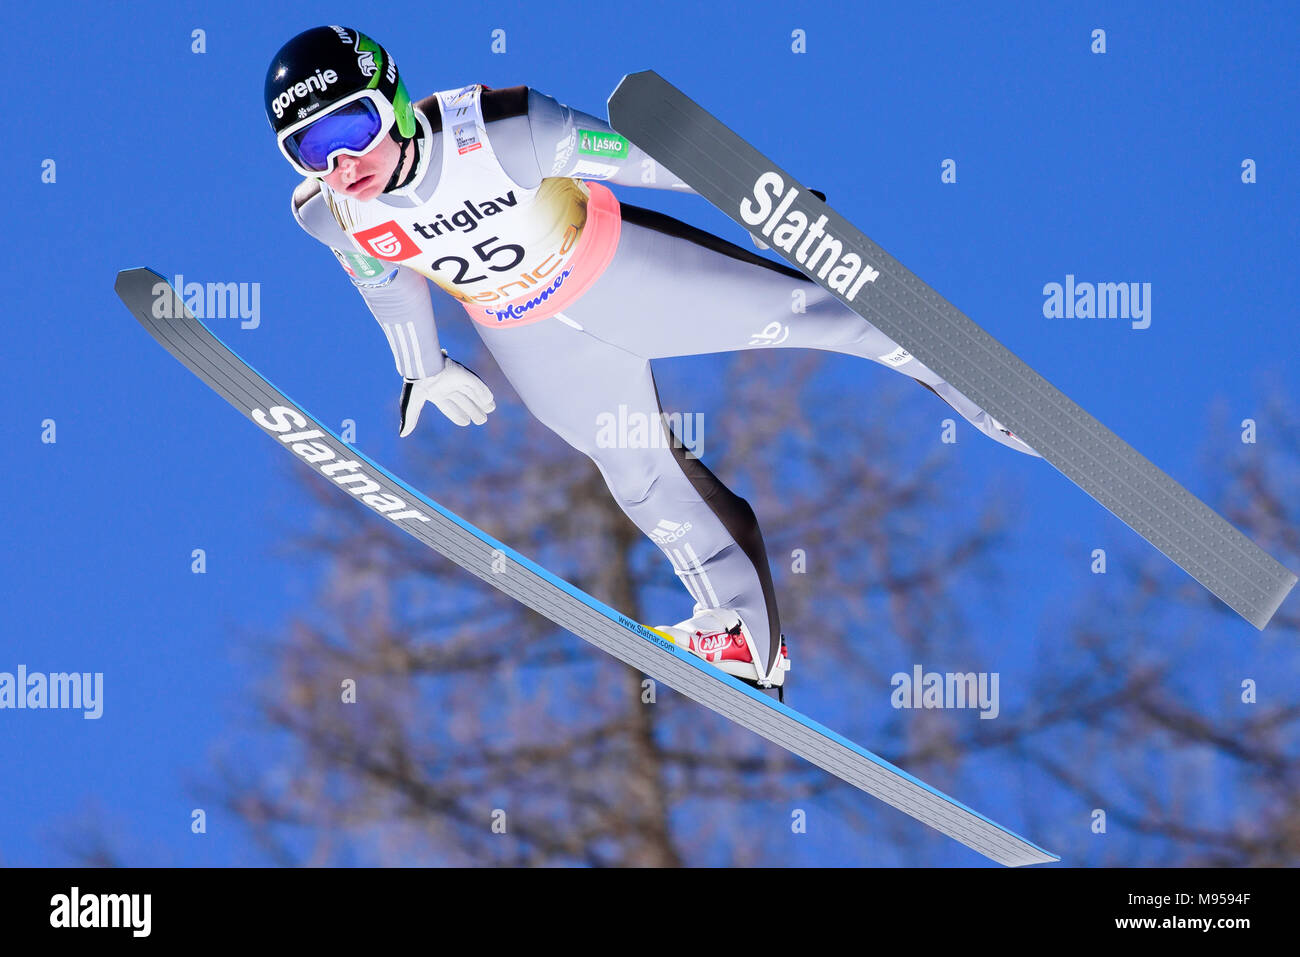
[270, 68, 339, 119]
[356, 50, 377, 77]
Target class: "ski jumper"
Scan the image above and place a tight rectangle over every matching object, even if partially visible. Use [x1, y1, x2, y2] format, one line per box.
[288, 83, 1040, 680]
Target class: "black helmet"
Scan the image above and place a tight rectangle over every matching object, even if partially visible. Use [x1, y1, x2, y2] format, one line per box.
[264, 26, 416, 175]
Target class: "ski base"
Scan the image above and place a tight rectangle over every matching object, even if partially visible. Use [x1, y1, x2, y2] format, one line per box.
[115, 266, 1057, 867]
[606, 70, 1295, 629]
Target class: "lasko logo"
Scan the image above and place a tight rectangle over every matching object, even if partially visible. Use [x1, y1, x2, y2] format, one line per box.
[739, 171, 881, 302]
[578, 129, 629, 159]
[353, 222, 422, 260]
[356, 50, 377, 76]
[271, 68, 339, 119]
[251, 406, 432, 526]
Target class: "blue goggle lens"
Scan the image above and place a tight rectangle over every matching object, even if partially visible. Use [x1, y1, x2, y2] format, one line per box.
[286, 100, 385, 172]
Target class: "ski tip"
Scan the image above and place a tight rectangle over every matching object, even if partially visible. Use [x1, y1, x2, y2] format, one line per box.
[114, 266, 166, 296]
[609, 69, 663, 92]
[607, 70, 670, 117]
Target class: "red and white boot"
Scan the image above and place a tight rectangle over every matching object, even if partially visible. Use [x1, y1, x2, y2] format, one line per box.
[655, 608, 791, 698]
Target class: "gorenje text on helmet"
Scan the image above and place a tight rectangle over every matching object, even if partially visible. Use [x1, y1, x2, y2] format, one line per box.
[270, 68, 339, 120]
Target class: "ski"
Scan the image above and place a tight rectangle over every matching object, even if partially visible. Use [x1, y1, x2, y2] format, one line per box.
[114, 266, 1056, 867]
[606, 70, 1296, 630]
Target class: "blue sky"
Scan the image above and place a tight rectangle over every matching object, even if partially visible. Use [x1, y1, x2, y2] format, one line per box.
[1, 0, 1296, 865]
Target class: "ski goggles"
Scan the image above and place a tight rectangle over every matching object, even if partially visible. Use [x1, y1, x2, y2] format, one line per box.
[276, 89, 397, 177]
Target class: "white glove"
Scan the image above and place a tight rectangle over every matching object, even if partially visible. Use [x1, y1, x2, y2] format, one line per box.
[399, 356, 496, 434]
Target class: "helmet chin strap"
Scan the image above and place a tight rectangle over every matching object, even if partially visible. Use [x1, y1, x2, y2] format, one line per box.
[382, 126, 420, 193]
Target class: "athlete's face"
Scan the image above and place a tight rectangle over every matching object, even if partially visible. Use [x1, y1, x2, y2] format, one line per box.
[321, 134, 403, 202]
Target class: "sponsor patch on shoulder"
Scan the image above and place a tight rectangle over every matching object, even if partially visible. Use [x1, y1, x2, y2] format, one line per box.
[333, 248, 398, 287]
[452, 121, 482, 155]
[578, 129, 629, 159]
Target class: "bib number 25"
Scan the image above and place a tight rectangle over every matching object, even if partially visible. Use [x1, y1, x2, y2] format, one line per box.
[431, 235, 524, 286]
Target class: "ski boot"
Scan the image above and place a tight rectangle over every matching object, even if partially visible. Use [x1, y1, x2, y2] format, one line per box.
[655, 608, 791, 701]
